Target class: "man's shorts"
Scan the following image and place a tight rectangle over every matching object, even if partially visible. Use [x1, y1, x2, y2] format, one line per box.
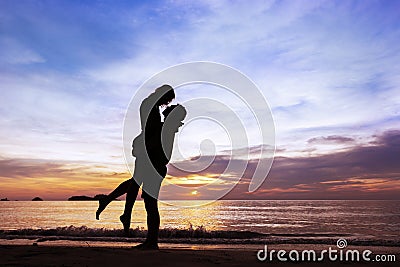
[133, 158, 167, 200]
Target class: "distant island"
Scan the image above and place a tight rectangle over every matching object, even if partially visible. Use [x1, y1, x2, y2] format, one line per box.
[1, 198, 9, 201]
[32, 197, 43, 201]
[68, 194, 110, 201]
[68, 196, 94, 201]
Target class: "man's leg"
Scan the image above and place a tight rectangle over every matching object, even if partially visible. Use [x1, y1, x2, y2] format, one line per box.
[120, 178, 140, 235]
[133, 165, 165, 249]
[96, 178, 133, 220]
[143, 195, 160, 247]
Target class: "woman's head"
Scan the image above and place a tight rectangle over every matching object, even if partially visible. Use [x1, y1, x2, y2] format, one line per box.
[154, 84, 175, 106]
[163, 104, 187, 123]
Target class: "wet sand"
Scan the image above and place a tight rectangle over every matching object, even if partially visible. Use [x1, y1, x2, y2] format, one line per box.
[0, 243, 398, 267]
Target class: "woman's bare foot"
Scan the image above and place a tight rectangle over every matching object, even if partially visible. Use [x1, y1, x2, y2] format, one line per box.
[96, 198, 108, 220]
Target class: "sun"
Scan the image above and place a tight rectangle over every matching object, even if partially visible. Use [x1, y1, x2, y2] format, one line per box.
[191, 190, 198, 196]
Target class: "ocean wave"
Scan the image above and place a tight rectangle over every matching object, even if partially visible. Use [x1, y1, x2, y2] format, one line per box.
[0, 225, 399, 246]
[0, 225, 263, 239]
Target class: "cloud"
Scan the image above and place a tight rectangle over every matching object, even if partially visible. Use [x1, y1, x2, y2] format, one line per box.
[0, 68, 128, 163]
[166, 130, 400, 199]
[307, 135, 355, 144]
[0, 37, 45, 65]
[1, 130, 399, 200]
[0, 158, 69, 179]
[0, 157, 129, 200]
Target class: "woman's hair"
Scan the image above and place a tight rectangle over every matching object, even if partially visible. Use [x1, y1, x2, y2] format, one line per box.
[152, 84, 175, 106]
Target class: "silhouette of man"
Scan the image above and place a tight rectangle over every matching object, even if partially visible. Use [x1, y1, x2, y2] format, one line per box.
[96, 84, 187, 250]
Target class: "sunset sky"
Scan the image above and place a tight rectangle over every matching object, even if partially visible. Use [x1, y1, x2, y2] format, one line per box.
[1, 0, 399, 200]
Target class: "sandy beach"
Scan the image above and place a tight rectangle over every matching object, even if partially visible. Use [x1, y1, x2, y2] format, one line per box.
[1, 242, 398, 267]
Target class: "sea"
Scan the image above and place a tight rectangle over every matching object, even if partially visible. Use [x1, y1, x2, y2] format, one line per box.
[0, 200, 399, 247]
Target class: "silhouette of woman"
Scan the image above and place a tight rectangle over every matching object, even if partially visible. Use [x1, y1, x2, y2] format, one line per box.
[96, 84, 187, 250]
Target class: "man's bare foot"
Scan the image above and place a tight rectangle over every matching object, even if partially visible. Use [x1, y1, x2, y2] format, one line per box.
[140, 243, 159, 250]
[132, 242, 159, 250]
[132, 243, 145, 249]
[96, 198, 108, 220]
[119, 214, 130, 235]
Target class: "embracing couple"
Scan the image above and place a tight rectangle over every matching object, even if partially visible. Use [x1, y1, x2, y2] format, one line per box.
[96, 85, 186, 250]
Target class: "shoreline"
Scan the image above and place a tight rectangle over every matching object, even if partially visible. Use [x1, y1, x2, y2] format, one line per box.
[1, 226, 398, 247]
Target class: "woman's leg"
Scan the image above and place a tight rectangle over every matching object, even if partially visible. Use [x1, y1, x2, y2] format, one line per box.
[96, 178, 133, 220]
[120, 179, 140, 235]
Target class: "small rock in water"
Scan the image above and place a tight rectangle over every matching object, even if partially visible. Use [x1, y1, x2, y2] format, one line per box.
[32, 242, 38, 246]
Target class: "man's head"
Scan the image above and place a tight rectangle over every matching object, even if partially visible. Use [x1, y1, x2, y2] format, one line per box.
[155, 84, 175, 106]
